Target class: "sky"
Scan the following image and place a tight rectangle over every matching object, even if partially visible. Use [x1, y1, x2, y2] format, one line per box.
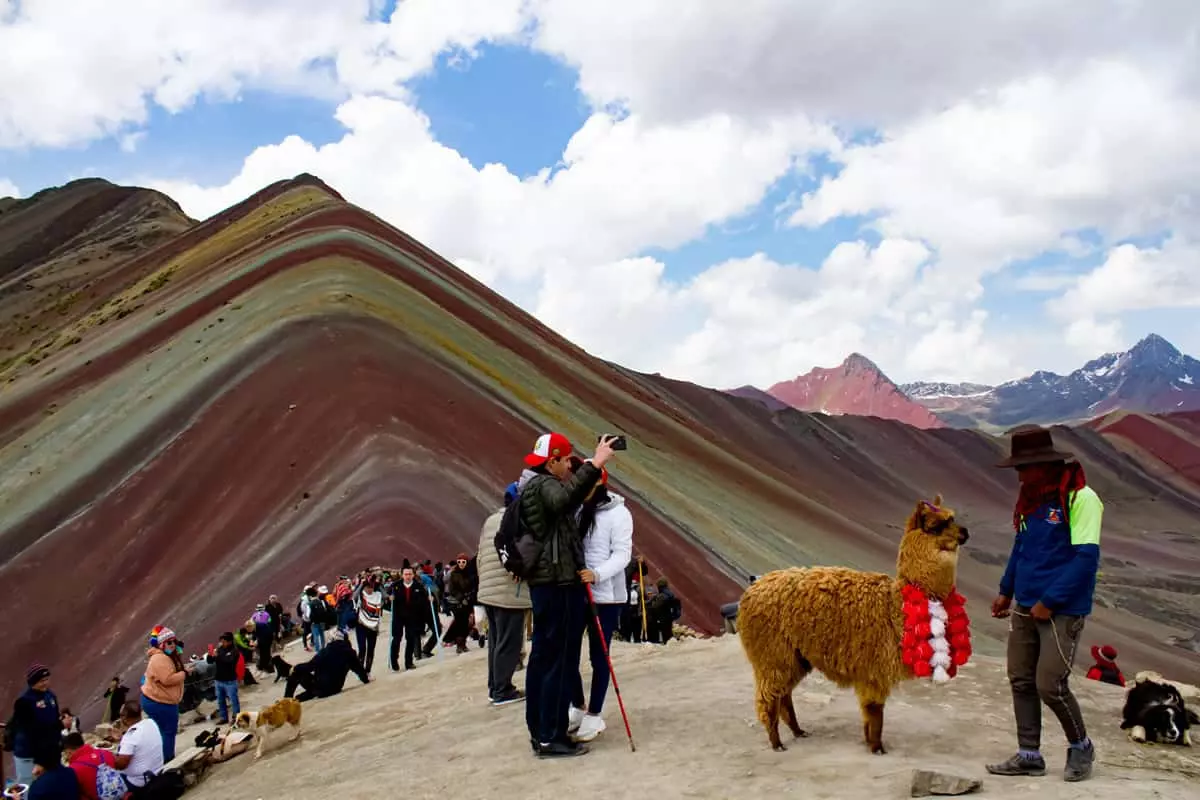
[2, 1, 1200, 390]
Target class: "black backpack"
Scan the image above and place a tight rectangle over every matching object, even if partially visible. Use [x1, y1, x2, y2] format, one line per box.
[494, 485, 544, 580]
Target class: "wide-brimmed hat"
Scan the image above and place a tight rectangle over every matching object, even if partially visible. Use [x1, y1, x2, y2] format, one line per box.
[995, 424, 1074, 468]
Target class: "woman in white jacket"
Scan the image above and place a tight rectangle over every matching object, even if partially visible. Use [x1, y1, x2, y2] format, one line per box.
[567, 462, 634, 743]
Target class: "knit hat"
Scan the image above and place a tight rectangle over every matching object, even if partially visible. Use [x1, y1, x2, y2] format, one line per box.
[148, 626, 175, 649]
[1092, 644, 1118, 662]
[524, 432, 571, 467]
[26, 663, 50, 685]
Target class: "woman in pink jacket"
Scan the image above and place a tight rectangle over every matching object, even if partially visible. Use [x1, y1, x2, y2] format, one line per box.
[140, 625, 192, 762]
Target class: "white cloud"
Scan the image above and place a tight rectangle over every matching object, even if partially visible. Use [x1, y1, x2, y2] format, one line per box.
[9, 1, 1200, 387]
[0, 177, 18, 198]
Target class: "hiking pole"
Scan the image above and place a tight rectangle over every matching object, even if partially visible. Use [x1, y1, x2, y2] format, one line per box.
[427, 592, 445, 661]
[585, 584, 636, 752]
[638, 560, 648, 642]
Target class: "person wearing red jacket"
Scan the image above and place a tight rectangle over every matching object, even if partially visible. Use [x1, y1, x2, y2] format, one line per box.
[63, 732, 115, 800]
[1085, 645, 1126, 687]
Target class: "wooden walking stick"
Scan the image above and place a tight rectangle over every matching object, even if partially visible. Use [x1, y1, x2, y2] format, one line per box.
[638, 558, 648, 642]
[586, 584, 636, 752]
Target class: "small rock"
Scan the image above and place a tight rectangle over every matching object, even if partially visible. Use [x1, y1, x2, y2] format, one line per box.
[910, 769, 982, 797]
[288, 403, 297, 411]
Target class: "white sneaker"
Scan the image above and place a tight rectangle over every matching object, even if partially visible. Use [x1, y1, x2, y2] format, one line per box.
[573, 714, 606, 743]
[567, 705, 586, 734]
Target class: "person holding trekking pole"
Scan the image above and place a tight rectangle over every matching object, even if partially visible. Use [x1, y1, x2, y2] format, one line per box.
[565, 457, 633, 743]
[518, 432, 618, 758]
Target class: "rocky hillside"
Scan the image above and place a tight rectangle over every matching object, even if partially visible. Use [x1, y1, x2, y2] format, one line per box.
[0, 177, 194, 380]
[763, 353, 945, 429]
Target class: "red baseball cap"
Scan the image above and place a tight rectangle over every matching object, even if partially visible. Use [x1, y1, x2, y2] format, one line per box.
[524, 432, 572, 467]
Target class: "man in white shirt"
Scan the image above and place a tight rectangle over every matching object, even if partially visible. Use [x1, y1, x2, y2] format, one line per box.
[113, 700, 164, 788]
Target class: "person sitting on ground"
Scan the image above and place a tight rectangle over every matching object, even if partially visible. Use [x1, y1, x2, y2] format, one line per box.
[476, 484, 534, 705]
[566, 457, 634, 743]
[647, 577, 682, 644]
[63, 731, 116, 800]
[9, 663, 63, 787]
[1084, 644, 1125, 687]
[389, 566, 433, 672]
[113, 700, 163, 792]
[283, 630, 371, 702]
[520, 432, 617, 759]
[233, 623, 258, 686]
[26, 750, 78, 800]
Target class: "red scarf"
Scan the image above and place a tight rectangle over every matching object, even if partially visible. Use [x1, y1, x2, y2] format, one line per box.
[1014, 461, 1087, 532]
[901, 584, 972, 681]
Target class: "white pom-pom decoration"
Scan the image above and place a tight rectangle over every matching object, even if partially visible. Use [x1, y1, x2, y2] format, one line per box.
[931, 638, 949, 654]
[933, 665, 951, 683]
[930, 618, 946, 637]
[931, 651, 951, 668]
[928, 600, 948, 621]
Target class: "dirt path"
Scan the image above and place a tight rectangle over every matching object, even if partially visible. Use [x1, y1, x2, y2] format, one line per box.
[184, 632, 1200, 799]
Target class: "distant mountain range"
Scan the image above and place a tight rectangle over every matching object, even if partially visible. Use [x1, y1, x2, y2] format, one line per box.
[730, 334, 1200, 430]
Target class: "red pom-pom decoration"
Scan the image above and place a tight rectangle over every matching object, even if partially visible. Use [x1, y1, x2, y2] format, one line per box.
[915, 622, 931, 639]
[952, 648, 970, 666]
[902, 648, 916, 666]
[902, 632, 916, 649]
[913, 661, 933, 678]
[917, 641, 934, 661]
[947, 663, 958, 678]
[948, 617, 969, 635]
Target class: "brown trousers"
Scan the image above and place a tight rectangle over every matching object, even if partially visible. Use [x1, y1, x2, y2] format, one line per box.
[1007, 605, 1089, 750]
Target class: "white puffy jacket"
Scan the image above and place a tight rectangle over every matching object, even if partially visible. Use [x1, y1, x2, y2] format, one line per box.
[580, 493, 634, 605]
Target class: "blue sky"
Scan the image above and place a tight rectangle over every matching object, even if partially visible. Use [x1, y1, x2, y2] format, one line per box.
[2, 22, 1196, 387]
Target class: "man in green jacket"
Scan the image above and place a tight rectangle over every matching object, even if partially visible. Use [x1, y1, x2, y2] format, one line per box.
[519, 432, 618, 758]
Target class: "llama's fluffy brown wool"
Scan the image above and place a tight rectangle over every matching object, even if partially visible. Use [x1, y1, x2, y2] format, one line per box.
[738, 494, 969, 754]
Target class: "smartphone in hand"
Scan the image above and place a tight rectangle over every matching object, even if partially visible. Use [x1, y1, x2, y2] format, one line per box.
[599, 433, 628, 451]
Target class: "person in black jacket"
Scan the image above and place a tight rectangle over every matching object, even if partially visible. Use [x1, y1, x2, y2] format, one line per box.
[283, 632, 370, 702]
[441, 554, 475, 653]
[519, 432, 617, 759]
[7, 664, 62, 787]
[207, 632, 242, 723]
[390, 567, 433, 671]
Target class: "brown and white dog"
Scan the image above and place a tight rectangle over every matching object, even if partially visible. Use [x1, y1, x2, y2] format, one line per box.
[234, 697, 303, 760]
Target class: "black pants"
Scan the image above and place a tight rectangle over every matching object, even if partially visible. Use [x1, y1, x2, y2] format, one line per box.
[485, 605, 526, 699]
[526, 584, 587, 745]
[284, 663, 319, 702]
[1007, 606, 1088, 749]
[257, 635, 274, 671]
[390, 621, 423, 670]
[443, 606, 470, 645]
[356, 627, 379, 674]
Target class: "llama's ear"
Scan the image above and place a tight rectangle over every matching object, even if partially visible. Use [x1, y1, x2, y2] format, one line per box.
[932, 493, 944, 508]
[911, 499, 927, 528]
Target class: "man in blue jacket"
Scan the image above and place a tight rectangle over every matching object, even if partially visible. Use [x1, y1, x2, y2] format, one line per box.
[8, 664, 61, 786]
[986, 425, 1102, 783]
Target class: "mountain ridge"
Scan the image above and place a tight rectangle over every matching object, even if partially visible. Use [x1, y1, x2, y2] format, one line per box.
[0, 174, 1196, 724]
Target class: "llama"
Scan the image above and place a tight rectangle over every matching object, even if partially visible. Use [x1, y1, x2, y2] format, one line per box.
[738, 494, 971, 753]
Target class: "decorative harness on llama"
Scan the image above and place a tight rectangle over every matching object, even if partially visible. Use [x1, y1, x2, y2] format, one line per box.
[900, 583, 971, 682]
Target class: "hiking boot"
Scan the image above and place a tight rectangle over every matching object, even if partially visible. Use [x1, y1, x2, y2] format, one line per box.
[986, 752, 1047, 777]
[572, 714, 606, 742]
[568, 705, 586, 734]
[492, 689, 525, 707]
[536, 740, 589, 758]
[1064, 742, 1095, 782]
